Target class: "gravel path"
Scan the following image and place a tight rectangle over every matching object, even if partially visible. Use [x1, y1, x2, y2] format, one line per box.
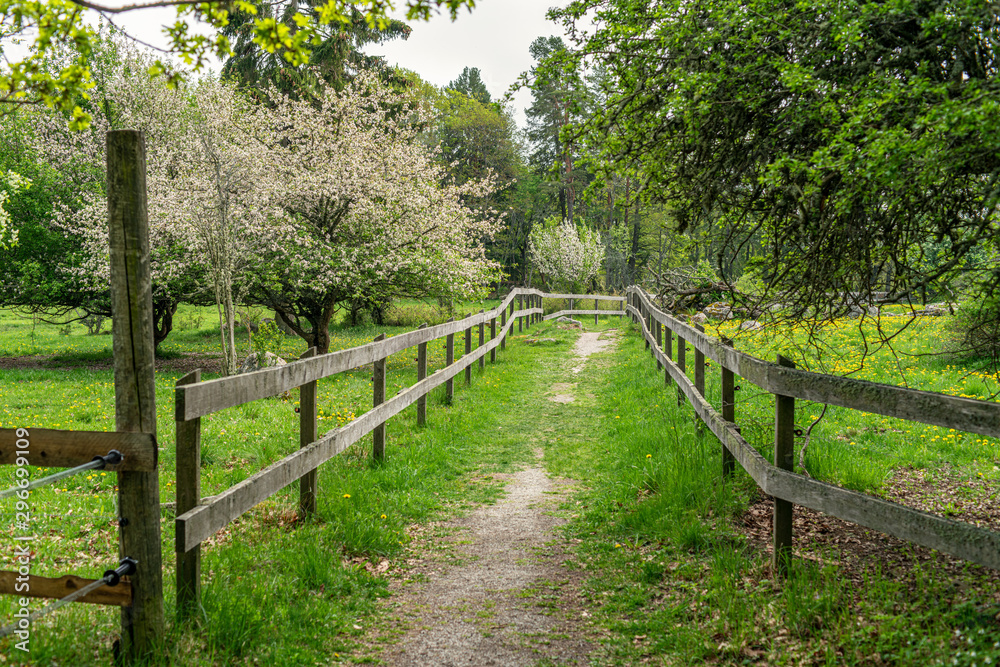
[369, 330, 618, 666]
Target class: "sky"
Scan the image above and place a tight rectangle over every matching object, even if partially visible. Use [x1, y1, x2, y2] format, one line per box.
[363, 0, 569, 129]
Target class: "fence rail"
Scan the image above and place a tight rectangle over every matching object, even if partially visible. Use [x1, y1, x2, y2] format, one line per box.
[626, 286, 1000, 572]
[173, 288, 624, 616]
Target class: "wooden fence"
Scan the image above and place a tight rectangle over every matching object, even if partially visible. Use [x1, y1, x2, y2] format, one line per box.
[625, 286, 1000, 574]
[173, 289, 626, 616]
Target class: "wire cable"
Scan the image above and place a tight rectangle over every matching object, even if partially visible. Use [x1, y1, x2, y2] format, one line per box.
[0, 557, 137, 639]
[0, 451, 123, 500]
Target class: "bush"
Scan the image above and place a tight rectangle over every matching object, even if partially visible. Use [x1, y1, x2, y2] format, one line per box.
[948, 296, 1000, 368]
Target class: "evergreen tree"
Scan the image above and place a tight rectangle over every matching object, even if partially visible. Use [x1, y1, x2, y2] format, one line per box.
[447, 67, 492, 105]
[221, 1, 411, 99]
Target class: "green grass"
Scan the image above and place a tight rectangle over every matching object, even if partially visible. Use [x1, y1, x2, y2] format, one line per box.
[548, 320, 1000, 666]
[683, 313, 1000, 493]
[1, 305, 999, 665]
[0, 303, 546, 664]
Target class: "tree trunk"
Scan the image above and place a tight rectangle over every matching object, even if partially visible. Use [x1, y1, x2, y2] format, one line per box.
[152, 299, 177, 350]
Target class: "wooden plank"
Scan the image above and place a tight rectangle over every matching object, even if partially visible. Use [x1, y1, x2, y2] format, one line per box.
[373, 333, 386, 462]
[633, 291, 1000, 438]
[0, 429, 155, 472]
[774, 354, 796, 576]
[541, 310, 626, 321]
[0, 571, 132, 607]
[176, 297, 534, 421]
[635, 309, 1000, 571]
[299, 348, 318, 515]
[542, 292, 624, 302]
[416, 326, 428, 426]
[174, 369, 201, 620]
[176, 318, 514, 551]
[107, 129, 163, 658]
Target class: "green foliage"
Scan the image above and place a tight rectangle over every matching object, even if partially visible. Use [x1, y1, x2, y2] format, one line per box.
[446, 66, 491, 105]
[552, 0, 1000, 319]
[220, 1, 411, 99]
[949, 295, 1000, 368]
[0, 0, 476, 129]
[251, 319, 285, 357]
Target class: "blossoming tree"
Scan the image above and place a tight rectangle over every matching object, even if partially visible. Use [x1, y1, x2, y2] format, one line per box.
[249, 75, 504, 353]
[528, 217, 604, 293]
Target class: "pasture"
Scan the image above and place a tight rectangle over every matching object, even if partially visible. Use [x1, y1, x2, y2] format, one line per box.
[0, 302, 998, 665]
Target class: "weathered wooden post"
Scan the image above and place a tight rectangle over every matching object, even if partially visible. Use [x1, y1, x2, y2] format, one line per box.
[594, 298, 599, 326]
[446, 317, 455, 403]
[676, 334, 686, 406]
[569, 297, 574, 313]
[478, 310, 485, 371]
[490, 313, 497, 363]
[416, 324, 428, 426]
[721, 337, 736, 478]
[464, 314, 473, 385]
[518, 294, 523, 333]
[655, 319, 663, 371]
[500, 308, 507, 351]
[373, 333, 387, 461]
[299, 347, 318, 515]
[694, 325, 706, 397]
[645, 302, 652, 351]
[774, 354, 796, 576]
[175, 370, 200, 622]
[107, 130, 164, 660]
[508, 298, 515, 342]
[664, 326, 673, 388]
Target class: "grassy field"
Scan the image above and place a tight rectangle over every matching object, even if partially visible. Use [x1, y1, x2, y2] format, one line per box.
[544, 317, 1000, 666]
[0, 301, 998, 665]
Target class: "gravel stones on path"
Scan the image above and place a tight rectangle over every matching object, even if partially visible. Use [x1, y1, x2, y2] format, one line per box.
[364, 328, 620, 666]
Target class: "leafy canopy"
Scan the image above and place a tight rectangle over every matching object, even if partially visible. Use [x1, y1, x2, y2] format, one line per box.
[0, 0, 475, 128]
[548, 0, 1000, 316]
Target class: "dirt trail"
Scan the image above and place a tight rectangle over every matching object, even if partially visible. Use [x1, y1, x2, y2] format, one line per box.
[370, 330, 616, 666]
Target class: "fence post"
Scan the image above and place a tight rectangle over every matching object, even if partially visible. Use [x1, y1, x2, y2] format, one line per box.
[508, 299, 515, 343]
[299, 347, 318, 516]
[465, 314, 473, 385]
[490, 313, 497, 363]
[107, 129, 164, 661]
[664, 325, 673, 388]
[518, 295, 523, 333]
[694, 324, 705, 397]
[500, 308, 507, 351]
[655, 319, 663, 371]
[417, 324, 428, 426]
[478, 310, 485, 371]
[721, 337, 736, 479]
[774, 354, 796, 576]
[676, 334, 686, 406]
[569, 297, 574, 313]
[446, 317, 455, 403]
[373, 333, 387, 461]
[175, 369, 201, 622]
[645, 301, 652, 351]
[595, 298, 599, 326]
